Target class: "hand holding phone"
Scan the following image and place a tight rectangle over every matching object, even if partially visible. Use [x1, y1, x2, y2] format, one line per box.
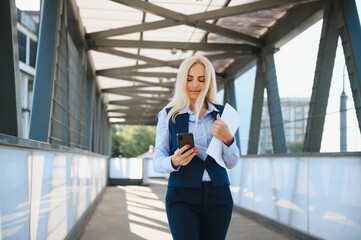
[177, 133, 195, 153]
[172, 133, 197, 168]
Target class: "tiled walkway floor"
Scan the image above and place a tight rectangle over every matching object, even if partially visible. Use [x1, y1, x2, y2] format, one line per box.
[79, 179, 291, 240]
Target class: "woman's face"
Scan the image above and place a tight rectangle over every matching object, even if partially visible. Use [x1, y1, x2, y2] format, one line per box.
[186, 63, 206, 103]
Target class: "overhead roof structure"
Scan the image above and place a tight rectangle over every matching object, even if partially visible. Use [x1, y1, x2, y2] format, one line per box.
[73, 0, 323, 125]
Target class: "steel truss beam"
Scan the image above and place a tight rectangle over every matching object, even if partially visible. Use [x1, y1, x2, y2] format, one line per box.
[29, 0, 63, 142]
[0, 1, 22, 137]
[303, 1, 340, 152]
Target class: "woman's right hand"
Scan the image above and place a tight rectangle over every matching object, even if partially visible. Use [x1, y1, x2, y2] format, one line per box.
[171, 145, 198, 168]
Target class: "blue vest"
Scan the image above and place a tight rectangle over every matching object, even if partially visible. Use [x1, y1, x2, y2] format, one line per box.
[166, 104, 230, 188]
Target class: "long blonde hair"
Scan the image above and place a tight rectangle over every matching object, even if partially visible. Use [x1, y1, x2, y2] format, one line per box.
[165, 55, 219, 124]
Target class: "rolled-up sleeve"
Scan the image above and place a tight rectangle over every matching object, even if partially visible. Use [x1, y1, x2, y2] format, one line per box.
[222, 140, 240, 169]
[153, 109, 178, 174]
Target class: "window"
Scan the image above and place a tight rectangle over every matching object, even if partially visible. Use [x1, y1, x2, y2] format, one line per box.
[18, 30, 26, 63]
[29, 39, 37, 67]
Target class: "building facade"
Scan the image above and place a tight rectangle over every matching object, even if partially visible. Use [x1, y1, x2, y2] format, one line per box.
[259, 98, 309, 154]
[17, 9, 39, 138]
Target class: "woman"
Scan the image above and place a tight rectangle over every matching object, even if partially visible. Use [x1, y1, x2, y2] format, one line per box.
[153, 55, 240, 240]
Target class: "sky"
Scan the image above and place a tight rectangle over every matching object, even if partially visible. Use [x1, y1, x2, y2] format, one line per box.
[275, 20, 360, 152]
[16, 0, 40, 11]
[232, 1, 361, 153]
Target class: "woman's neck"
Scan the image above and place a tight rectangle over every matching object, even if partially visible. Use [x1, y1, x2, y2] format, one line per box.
[190, 101, 208, 117]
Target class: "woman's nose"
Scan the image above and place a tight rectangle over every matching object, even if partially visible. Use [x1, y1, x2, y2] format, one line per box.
[191, 79, 199, 87]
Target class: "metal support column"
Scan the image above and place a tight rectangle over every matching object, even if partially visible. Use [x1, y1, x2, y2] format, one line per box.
[93, 93, 101, 153]
[340, 89, 347, 152]
[102, 106, 109, 155]
[223, 81, 230, 104]
[29, 0, 63, 142]
[264, 54, 287, 153]
[333, 0, 361, 134]
[303, 1, 339, 152]
[107, 121, 112, 156]
[248, 58, 265, 154]
[222, 78, 241, 151]
[0, 1, 23, 137]
[100, 105, 106, 155]
[85, 74, 95, 151]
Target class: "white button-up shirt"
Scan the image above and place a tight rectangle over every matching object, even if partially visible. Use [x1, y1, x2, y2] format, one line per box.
[153, 102, 240, 181]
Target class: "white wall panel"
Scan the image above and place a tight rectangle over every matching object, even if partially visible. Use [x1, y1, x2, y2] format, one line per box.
[109, 157, 143, 179]
[0, 146, 30, 240]
[0, 145, 107, 240]
[229, 154, 361, 240]
[308, 157, 361, 240]
[31, 151, 55, 240]
[46, 154, 69, 240]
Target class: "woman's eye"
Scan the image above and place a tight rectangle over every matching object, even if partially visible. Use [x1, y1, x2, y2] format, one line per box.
[187, 77, 192, 81]
[199, 77, 205, 82]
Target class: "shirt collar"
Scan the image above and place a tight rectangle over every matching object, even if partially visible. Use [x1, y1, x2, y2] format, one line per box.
[179, 101, 219, 115]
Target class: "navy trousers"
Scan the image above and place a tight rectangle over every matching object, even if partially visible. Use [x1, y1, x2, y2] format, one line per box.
[165, 182, 233, 240]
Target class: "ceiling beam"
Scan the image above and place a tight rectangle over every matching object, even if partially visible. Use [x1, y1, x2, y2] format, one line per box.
[110, 0, 262, 46]
[108, 108, 154, 113]
[67, 0, 86, 47]
[102, 87, 172, 95]
[94, 49, 246, 69]
[104, 90, 172, 100]
[223, 56, 257, 82]
[265, 0, 324, 48]
[108, 106, 161, 113]
[196, 21, 263, 46]
[103, 84, 171, 91]
[187, 0, 315, 21]
[109, 96, 165, 102]
[110, 113, 164, 119]
[99, 76, 163, 86]
[112, 0, 187, 22]
[94, 47, 170, 66]
[102, 79, 174, 88]
[99, 68, 225, 83]
[90, 39, 256, 52]
[98, 64, 164, 74]
[118, 77, 173, 86]
[108, 102, 165, 110]
[97, 70, 177, 78]
[113, 119, 157, 126]
[88, 0, 315, 44]
[87, 19, 176, 40]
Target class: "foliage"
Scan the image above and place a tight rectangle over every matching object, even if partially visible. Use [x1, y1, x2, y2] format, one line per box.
[111, 125, 156, 158]
[287, 142, 303, 153]
[111, 125, 123, 157]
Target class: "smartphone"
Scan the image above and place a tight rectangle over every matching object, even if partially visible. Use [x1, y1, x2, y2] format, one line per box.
[176, 133, 195, 153]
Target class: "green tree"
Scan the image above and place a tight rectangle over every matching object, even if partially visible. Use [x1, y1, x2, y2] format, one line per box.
[111, 125, 156, 157]
[111, 125, 123, 157]
[287, 142, 303, 153]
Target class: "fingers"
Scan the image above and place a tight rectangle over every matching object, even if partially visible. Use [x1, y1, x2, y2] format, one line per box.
[184, 147, 198, 158]
[171, 146, 198, 167]
[212, 114, 233, 145]
[213, 114, 225, 129]
[179, 144, 191, 153]
[212, 115, 227, 137]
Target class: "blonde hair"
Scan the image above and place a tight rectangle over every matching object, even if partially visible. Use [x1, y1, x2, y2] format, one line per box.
[165, 55, 219, 124]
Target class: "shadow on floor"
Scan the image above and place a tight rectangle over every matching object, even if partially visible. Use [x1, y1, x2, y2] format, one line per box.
[79, 178, 291, 240]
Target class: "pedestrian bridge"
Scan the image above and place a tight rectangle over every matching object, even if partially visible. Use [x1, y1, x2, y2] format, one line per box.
[1, 0, 361, 239]
[80, 178, 291, 240]
[1, 137, 360, 239]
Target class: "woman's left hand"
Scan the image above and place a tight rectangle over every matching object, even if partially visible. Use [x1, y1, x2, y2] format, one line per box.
[212, 114, 234, 146]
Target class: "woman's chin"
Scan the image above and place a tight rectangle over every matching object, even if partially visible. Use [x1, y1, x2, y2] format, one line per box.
[188, 94, 199, 100]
